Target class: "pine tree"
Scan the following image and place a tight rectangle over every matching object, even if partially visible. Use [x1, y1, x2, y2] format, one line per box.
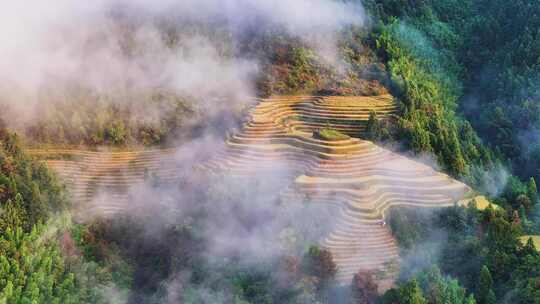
[446, 129, 467, 175]
[465, 294, 477, 304]
[398, 279, 426, 304]
[410, 122, 432, 154]
[365, 111, 382, 141]
[527, 177, 538, 205]
[522, 237, 537, 256]
[478, 266, 495, 304]
[485, 290, 496, 304]
[351, 270, 378, 304]
[303, 245, 337, 291]
[516, 194, 533, 213]
[0, 197, 27, 233]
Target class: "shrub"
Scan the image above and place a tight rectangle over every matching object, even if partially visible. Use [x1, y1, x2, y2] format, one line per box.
[313, 128, 350, 141]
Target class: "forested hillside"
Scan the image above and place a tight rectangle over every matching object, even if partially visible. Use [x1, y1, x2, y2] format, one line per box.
[1, 0, 540, 304]
[361, 1, 540, 303]
[364, 0, 540, 211]
[0, 129, 122, 303]
[0, 9, 386, 148]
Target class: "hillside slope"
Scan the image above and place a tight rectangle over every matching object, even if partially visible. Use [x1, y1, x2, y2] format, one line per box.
[26, 148, 182, 219]
[206, 95, 471, 290]
[29, 94, 474, 291]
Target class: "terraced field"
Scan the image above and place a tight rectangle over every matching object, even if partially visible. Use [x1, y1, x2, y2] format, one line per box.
[27, 148, 182, 219]
[28, 94, 474, 290]
[207, 95, 471, 289]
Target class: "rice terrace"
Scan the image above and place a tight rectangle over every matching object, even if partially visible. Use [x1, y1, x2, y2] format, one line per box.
[28, 94, 484, 292]
[1, 1, 539, 303]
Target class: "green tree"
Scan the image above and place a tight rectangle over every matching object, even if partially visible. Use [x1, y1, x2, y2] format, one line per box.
[350, 270, 378, 304]
[365, 111, 383, 141]
[398, 279, 426, 304]
[0, 195, 27, 232]
[415, 266, 477, 304]
[522, 238, 537, 256]
[477, 266, 496, 304]
[527, 177, 538, 205]
[303, 245, 337, 291]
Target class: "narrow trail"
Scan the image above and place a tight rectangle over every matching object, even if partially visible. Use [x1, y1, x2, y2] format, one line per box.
[27, 94, 474, 291]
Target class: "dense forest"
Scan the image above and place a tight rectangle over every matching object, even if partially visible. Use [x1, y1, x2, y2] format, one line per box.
[362, 1, 540, 303]
[364, 0, 540, 202]
[1, 0, 540, 303]
[0, 129, 121, 303]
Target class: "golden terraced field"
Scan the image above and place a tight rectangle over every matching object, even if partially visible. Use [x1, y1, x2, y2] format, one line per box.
[27, 148, 182, 219]
[28, 94, 474, 291]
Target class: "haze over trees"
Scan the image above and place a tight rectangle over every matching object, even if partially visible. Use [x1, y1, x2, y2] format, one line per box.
[0, 0, 540, 303]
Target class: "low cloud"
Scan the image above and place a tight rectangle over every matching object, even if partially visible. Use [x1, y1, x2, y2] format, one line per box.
[0, 0, 365, 127]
